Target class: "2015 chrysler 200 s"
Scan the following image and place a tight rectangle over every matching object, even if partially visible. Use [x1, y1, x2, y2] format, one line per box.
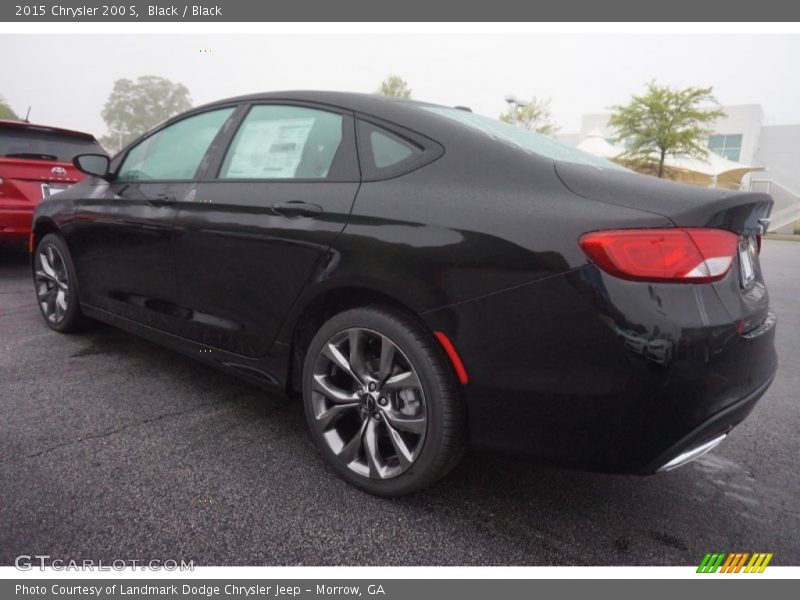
[31, 92, 777, 495]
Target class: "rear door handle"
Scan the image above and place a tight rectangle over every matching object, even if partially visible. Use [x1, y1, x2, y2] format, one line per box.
[271, 200, 323, 218]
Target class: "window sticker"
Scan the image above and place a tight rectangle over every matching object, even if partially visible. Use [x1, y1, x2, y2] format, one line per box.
[223, 118, 315, 179]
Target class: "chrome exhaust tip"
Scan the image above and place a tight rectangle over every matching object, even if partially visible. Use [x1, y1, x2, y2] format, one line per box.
[657, 434, 728, 473]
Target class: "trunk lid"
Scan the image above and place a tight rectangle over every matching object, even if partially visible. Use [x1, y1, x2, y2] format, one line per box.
[555, 161, 772, 234]
[0, 157, 83, 204]
[0, 157, 82, 183]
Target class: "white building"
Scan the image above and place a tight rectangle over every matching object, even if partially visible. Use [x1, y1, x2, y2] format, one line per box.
[556, 105, 800, 232]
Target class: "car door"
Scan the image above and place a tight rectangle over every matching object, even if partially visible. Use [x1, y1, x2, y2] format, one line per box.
[72, 106, 236, 331]
[171, 103, 360, 357]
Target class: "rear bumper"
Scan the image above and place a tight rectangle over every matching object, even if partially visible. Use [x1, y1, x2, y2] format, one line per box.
[641, 371, 775, 473]
[0, 205, 34, 240]
[423, 265, 778, 473]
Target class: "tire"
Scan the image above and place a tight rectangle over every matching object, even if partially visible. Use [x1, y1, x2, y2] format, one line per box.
[302, 306, 466, 495]
[33, 233, 88, 333]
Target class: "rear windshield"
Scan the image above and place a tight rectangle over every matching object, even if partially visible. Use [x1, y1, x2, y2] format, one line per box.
[0, 127, 102, 162]
[423, 106, 626, 171]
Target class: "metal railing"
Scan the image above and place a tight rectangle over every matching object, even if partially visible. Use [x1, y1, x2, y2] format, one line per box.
[749, 178, 800, 232]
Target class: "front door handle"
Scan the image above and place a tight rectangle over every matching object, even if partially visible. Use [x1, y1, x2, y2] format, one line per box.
[271, 200, 323, 218]
[148, 194, 177, 207]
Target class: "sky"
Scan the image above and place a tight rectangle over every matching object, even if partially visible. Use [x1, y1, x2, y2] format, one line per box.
[2, 33, 799, 138]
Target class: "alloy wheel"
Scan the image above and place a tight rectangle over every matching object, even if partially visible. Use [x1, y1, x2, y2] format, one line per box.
[35, 244, 70, 323]
[310, 327, 428, 479]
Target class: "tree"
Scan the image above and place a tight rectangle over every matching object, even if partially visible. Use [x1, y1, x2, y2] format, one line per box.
[499, 97, 559, 135]
[375, 75, 412, 99]
[609, 82, 725, 178]
[100, 76, 192, 152]
[0, 96, 18, 120]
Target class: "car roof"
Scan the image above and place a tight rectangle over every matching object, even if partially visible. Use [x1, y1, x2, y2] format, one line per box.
[0, 119, 98, 142]
[195, 90, 445, 124]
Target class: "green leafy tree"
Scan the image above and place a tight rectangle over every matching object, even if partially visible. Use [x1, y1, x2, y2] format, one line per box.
[375, 75, 412, 99]
[0, 96, 19, 120]
[499, 97, 559, 135]
[609, 82, 725, 178]
[100, 76, 191, 152]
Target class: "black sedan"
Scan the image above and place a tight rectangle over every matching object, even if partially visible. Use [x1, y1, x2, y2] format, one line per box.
[31, 91, 777, 495]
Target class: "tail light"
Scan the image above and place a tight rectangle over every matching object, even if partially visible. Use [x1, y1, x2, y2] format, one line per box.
[579, 228, 739, 283]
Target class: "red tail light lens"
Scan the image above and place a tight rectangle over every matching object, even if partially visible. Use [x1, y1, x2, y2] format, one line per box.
[579, 228, 738, 283]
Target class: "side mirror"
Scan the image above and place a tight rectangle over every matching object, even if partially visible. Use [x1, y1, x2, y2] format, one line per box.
[73, 153, 110, 178]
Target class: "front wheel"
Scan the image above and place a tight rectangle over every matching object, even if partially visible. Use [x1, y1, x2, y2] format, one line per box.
[302, 306, 466, 496]
[33, 233, 87, 333]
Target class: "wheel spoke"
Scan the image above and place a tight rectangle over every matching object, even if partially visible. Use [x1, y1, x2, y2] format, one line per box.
[383, 415, 414, 467]
[46, 246, 58, 276]
[37, 285, 56, 301]
[40, 252, 57, 280]
[383, 410, 426, 435]
[383, 370, 421, 391]
[378, 336, 396, 382]
[322, 342, 363, 386]
[35, 269, 56, 284]
[45, 294, 56, 320]
[363, 417, 385, 479]
[56, 290, 67, 312]
[337, 419, 368, 464]
[53, 251, 67, 281]
[348, 329, 369, 380]
[313, 374, 359, 404]
[316, 402, 359, 429]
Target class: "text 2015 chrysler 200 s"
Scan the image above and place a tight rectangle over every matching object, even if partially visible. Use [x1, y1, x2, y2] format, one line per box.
[31, 92, 777, 495]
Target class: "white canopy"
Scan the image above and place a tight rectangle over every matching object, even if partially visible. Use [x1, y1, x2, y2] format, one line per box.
[576, 129, 624, 159]
[576, 129, 764, 189]
[662, 152, 764, 189]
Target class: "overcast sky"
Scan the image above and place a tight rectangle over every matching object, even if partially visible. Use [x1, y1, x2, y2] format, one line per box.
[2, 34, 799, 137]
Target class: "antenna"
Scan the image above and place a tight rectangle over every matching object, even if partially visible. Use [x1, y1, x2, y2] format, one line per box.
[24, 106, 31, 123]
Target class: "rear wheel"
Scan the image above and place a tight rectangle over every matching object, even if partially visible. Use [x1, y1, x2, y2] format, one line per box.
[302, 306, 466, 495]
[33, 233, 87, 333]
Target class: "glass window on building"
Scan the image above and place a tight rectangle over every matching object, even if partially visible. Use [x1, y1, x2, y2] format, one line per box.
[708, 134, 743, 162]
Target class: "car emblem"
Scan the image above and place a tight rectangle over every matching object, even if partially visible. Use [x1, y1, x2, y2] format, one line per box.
[51, 166, 67, 176]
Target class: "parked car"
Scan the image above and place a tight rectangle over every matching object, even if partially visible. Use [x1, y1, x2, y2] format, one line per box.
[30, 92, 777, 495]
[0, 119, 105, 244]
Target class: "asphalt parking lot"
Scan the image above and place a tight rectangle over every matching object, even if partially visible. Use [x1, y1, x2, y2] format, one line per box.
[1, 240, 798, 566]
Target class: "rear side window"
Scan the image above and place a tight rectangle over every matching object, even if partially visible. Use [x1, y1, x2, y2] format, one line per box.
[0, 127, 102, 162]
[370, 128, 419, 168]
[423, 106, 626, 171]
[117, 107, 234, 181]
[219, 105, 344, 180]
[357, 120, 431, 180]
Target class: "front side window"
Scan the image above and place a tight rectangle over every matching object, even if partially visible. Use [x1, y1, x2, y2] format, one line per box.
[117, 107, 234, 181]
[219, 105, 343, 180]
